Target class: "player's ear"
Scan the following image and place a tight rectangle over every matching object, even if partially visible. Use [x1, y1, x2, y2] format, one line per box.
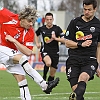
[52, 17, 54, 21]
[94, 7, 97, 12]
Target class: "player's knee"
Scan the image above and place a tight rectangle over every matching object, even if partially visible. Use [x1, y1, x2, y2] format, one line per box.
[46, 63, 51, 67]
[18, 79, 28, 87]
[19, 55, 28, 66]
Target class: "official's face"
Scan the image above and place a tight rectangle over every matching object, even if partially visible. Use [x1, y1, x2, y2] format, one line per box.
[83, 4, 97, 20]
[45, 15, 54, 28]
[20, 19, 34, 29]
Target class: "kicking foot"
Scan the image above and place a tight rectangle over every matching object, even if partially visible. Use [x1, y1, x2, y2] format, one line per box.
[43, 77, 60, 94]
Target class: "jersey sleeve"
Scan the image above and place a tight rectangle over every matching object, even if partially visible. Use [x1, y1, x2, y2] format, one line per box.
[0, 8, 16, 24]
[98, 33, 100, 42]
[35, 27, 41, 36]
[57, 26, 65, 38]
[64, 19, 76, 40]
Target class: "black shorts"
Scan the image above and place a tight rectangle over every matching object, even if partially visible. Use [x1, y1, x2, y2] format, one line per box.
[66, 56, 98, 87]
[41, 52, 59, 69]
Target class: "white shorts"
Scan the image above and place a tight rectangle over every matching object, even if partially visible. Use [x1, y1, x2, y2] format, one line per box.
[6, 64, 26, 76]
[0, 46, 26, 75]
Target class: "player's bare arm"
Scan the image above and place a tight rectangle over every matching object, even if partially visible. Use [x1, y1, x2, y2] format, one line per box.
[5, 35, 33, 56]
[35, 34, 41, 49]
[96, 42, 100, 77]
[65, 39, 92, 49]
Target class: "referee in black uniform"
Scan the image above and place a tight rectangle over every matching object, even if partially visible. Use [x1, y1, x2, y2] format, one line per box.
[65, 0, 100, 100]
[35, 12, 65, 81]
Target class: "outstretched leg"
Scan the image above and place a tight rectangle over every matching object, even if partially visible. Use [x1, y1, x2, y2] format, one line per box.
[18, 55, 60, 94]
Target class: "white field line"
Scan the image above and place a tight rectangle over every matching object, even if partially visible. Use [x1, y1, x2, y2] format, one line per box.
[1, 92, 100, 99]
[33, 92, 100, 96]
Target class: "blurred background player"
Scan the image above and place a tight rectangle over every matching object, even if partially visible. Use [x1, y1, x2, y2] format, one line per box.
[35, 12, 65, 81]
[42, 16, 45, 25]
[0, 6, 59, 100]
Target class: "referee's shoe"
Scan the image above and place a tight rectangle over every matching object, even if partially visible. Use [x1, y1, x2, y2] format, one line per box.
[43, 77, 60, 94]
[69, 92, 76, 100]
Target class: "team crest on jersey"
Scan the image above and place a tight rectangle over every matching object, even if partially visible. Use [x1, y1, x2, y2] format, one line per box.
[14, 33, 21, 39]
[90, 27, 95, 33]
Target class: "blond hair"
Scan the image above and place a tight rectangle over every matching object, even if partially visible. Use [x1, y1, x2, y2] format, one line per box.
[19, 6, 37, 23]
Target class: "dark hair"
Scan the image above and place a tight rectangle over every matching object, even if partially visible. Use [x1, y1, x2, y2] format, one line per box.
[45, 12, 53, 18]
[83, 0, 97, 9]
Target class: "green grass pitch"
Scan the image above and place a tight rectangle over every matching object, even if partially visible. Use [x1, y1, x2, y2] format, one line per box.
[0, 70, 100, 100]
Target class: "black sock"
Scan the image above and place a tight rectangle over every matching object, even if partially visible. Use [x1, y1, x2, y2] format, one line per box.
[48, 76, 54, 81]
[74, 81, 86, 100]
[43, 65, 49, 80]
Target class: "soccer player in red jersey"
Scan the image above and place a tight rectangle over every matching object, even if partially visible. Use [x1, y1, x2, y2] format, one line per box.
[0, 6, 59, 100]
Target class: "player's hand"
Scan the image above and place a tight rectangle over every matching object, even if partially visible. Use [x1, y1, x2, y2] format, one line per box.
[5, 35, 16, 43]
[51, 32, 56, 40]
[82, 40, 92, 47]
[96, 66, 100, 77]
[36, 43, 41, 49]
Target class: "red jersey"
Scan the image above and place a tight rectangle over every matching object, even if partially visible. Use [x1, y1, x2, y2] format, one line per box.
[0, 8, 34, 50]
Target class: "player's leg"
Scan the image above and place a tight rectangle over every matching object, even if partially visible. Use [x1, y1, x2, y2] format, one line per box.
[66, 56, 80, 100]
[13, 55, 60, 94]
[42, 54, 51, 80]
[0, 46, 60, 94]
[72, 58, 98, 100]
[14, 74, 31, 100]
[48, 67, 56, 81]
[48, 56, 58, 81]
[6, 65, 31, 100]
[43, 64, 49, 81]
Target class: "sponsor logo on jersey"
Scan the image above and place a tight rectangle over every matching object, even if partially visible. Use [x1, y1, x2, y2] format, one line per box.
[44, 36, 53, 43]
[76, 31, 92, 40]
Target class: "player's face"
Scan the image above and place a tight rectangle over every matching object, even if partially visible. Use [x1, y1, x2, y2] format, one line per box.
[45, 15, 53, 28]
[20, 19, 33, 29]
[83, 4, 97, 20]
